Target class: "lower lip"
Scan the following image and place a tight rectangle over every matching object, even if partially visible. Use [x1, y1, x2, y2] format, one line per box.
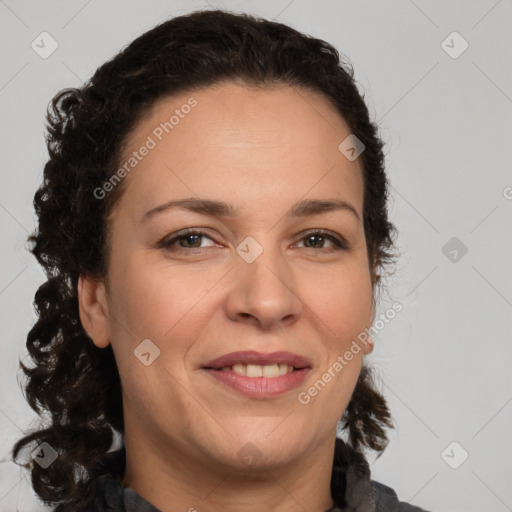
[203, 368, 310, 398]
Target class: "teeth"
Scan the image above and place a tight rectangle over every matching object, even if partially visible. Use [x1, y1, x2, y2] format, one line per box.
[228, 363, 295, 377]
[278, 363, 289, 376]
[262, 364, 281, 378]
[247, 364, 263, 377]
[232, 364, 246, 376]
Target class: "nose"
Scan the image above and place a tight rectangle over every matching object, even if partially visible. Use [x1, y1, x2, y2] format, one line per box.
[224, 240, 303, 330]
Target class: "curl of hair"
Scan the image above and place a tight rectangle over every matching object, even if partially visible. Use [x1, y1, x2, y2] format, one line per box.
[12, 8, 398, 509]
[339, 365, 395, 456]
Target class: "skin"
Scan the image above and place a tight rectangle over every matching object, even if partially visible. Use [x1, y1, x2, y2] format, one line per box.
[78, 81, 376, 512]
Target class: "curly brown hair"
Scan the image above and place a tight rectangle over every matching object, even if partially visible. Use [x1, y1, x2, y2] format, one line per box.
[12, 8, 398, 510]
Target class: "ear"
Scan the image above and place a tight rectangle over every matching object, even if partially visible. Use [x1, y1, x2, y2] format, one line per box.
[369, 254, 381, 290]
[362, 335, 374, 356]
[362, 299, 376, 356]
[78, 274, 111, 348]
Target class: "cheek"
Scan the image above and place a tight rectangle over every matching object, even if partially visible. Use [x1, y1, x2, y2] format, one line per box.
[302, 260, 373, 339]
[110, 255, 179, 325]
[109, 247, 373, 342]
[298, 267, 371, 420]
[107, 253, 220, 358]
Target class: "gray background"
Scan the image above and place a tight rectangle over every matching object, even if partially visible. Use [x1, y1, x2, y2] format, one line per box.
[1, 1, 511, 510]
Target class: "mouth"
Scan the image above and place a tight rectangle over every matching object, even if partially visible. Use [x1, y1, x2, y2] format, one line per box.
[201, 351, 311, 398]
[205, 363, 299, 377]
[202, 350, 312, 373]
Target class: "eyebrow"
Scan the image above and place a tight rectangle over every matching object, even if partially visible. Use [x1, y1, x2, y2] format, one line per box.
[141, 197, 360, 223]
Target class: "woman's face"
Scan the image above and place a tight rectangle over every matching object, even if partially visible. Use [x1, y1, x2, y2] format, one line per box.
[80, 81, 375, 472]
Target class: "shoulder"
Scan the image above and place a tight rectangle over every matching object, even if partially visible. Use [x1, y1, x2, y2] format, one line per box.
[371, 480, 432, 512]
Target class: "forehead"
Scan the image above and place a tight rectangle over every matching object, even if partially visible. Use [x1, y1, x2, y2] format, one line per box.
[114, 81, 364, 220]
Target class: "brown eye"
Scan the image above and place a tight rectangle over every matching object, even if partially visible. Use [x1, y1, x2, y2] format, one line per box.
[157, 229, 348, 254]
[297, 231, 348, 251]
[158, 230, 216, 251]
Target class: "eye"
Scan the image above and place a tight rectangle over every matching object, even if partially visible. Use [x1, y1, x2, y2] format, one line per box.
[157, 229, 216, 251]
[157, 228, 348, 254]
[295, 230, 348, 252]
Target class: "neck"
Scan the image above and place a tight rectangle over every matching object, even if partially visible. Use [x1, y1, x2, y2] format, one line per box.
[122, 429, 337, 512]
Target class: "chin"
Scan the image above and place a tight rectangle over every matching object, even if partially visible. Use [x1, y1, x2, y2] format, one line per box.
[222, 433, 304, 470]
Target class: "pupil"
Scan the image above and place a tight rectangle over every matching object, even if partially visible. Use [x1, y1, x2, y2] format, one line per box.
[184, 234, 200, 247]
[306, 235, 322, 248]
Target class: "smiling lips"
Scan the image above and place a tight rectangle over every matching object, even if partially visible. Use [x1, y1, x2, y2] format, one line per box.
[202, 350, 312, 398]
[203, 350, 312, 370]
[223, 363, 295, 377]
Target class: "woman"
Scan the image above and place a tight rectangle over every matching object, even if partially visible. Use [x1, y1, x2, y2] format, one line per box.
[12, 9, 430, 512]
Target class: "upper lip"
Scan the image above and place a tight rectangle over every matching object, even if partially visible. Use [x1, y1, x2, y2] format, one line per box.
[203, 351, 312, 370]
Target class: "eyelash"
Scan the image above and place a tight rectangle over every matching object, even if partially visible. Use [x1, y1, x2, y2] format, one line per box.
[157, 228, 349, 253]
